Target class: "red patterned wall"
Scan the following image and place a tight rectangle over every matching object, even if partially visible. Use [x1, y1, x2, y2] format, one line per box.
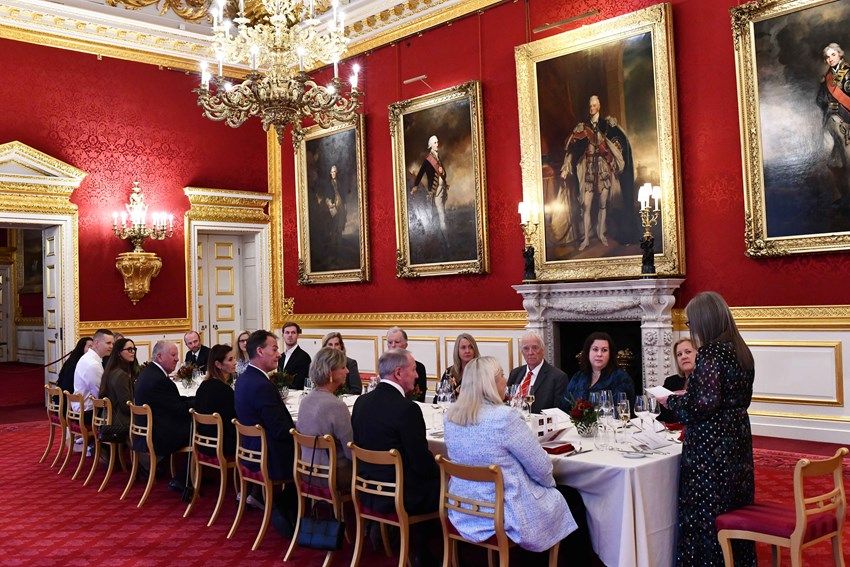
[284, 0, 850, 313]
[0, 38, 268, 321]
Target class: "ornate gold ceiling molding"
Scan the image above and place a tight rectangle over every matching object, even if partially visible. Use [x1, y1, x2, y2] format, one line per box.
[671, 305, 850, 330]
[297, 310, 527, 329]
[184, 186, 271, 223]
[79, 317, 191, 335]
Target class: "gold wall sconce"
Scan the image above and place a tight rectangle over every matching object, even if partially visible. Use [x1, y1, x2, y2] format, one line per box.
[112, 181, 173, 304]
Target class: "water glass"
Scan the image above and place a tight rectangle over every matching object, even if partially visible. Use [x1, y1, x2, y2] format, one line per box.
[599, 390, 614, 416]
[634, 395, 650, 430]
[589, 391, 602, 413]
[303, 377, 314, 396]
[594, 418, 612, 450]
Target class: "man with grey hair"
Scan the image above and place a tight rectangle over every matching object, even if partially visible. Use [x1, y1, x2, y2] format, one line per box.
[134, 340, 191, 490]
[386, 326, 427, 401]
[507, 331, 568, 414]
[817, 42, 850, 210]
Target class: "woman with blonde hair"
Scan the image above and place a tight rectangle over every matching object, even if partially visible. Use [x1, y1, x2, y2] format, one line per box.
[321, 331, 362, 394]
[296, 347, 354, 488]
[658, 291, 755, 567]
[235, 330, 251, 376]
[444, 356, 592, 559]
[434, 332, 480, 402]
[657, 338, 696, 423]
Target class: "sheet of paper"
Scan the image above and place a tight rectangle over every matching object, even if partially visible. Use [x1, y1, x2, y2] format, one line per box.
[632, 431, 672, 450]
[540, 407, 571, 425]
[646, 385, 674, 398]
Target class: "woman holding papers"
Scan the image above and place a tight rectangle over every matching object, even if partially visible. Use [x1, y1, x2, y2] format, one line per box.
[444, 356, 594, 561]
[657, 338, 696, 423]
[657, 292, 755, 567]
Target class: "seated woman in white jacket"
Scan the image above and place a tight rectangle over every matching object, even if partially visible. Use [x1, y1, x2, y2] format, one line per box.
[443, 356, 579, 553]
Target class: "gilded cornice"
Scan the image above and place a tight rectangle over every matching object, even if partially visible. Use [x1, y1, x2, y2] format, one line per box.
[297, 310, 527, 329]
[671, 305, 850, 330]
[183, 186, 271, 223]
[79, 317, 191, 335]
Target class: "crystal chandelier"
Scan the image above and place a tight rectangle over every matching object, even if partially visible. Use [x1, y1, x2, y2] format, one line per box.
[196, 0, 363, 143]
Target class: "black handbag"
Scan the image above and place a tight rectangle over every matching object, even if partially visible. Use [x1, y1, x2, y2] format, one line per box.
[98, 424, 129, 443]
[295, 435, 344, 551]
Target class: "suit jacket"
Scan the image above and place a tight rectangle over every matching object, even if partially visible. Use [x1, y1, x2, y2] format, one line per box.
[345, 356, 362, 395]
[185, 345, 210, 371]
[133, 363, 191, 456]
[507, 361, 568, 414]
[351, 382, 439, 514]
[414, 361, 427, 403]
[278, 345, 311, 390]
[234, 364, 295, 481]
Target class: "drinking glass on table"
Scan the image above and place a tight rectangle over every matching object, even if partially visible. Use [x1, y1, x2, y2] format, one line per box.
[522, 394, 535, 420]
[648, 396, 665, 432]
[634, 395, 650, 431]
[506, 384, 519, 406]
[616, 400, 631, 442]
[303, 377, 314, 396]
[436, 383, 451, 412]
[599, 390, 614, 417]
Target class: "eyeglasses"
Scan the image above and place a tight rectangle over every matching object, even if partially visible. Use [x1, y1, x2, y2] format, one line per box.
[238, 339, 248, 343]
[122, 347, 137, 352]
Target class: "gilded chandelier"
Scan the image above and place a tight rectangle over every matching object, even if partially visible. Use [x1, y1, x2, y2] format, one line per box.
[196, 0, 363, 143]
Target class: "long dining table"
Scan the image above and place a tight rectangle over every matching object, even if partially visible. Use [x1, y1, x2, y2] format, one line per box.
[177, 381, 680, 567]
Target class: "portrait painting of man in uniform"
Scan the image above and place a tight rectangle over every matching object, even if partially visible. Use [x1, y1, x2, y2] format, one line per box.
[294, 116, 370, 284]
[515, 4, 684, 281]
[734, 0, 850, 256]
[390, 81, 489, 278]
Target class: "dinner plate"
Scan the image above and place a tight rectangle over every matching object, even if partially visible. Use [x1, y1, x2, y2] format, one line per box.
[621, 451, 646, 459]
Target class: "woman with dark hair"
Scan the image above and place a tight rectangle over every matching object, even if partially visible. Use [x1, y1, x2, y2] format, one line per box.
[57, 337, 92, 395]
[434, 333, 480, 402]
[657, 291, 756, 567]
[657, 338, 696, 423]
[99, 337, 138, 430]
[192, 344, 238, 455]
[235, 330, 251, 376]
[559, 332, 634, 411]
[321, 331, 362, 394]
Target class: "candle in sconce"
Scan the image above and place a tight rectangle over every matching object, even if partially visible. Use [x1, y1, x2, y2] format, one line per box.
[168, 214, 174, 230]
[112, 212, 118, 227]
[652, 185, 661, 211]
[120, 212, 127, 227]
[637, 182, 652, 210]
[333, 58, 339, 79]
[518, 201, 531, 225]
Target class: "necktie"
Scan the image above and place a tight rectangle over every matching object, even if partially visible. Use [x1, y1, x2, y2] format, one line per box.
[519, 370, 533, 398]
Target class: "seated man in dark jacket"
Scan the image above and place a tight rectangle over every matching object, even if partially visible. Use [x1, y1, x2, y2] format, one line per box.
[133, 340, 191, 486]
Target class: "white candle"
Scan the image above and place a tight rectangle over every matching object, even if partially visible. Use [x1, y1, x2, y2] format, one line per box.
[120, 212, 127, 227]
[333, 58, 339, 79]
[518, 201, 530, 225]
[112, 212, 118, 227]
[168, 214, 174, 230]
[652, 185, 661, 211]
[217, 52, 224, 77]
[249, 45, 259, 70]
[238, 0, 244, 15]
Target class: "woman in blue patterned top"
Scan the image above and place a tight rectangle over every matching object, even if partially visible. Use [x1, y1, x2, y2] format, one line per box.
[559, 331, 634, 412]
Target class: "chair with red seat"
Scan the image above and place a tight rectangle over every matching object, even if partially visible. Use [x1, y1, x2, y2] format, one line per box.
[40, 383, 67, 468]
[716, 447, 848, 567]
[348, 442, 439, 567]
[58, 391, 91, 480]
[84, 397, 127, 492]
[184, 409, 237, 526]
[435, 454, 559, 567]
[227, 419, 285, 550]
[284, 428, 352, 566]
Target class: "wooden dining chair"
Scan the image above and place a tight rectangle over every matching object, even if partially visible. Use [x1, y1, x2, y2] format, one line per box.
[716, 447, 848, 567]
[84, 397, 127, 492]
[184, 409, 237, 527]
[435, 454, 559, 567]
[284, 428, 352, 566]
[121, 401, 191, 508]
[40, 383, 67, 468]
[348, 442, 439, 567]
[227, 419, 285, 551]
[59, 391, 91, 480]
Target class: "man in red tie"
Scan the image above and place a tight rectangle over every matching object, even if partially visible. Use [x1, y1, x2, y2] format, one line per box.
[506, 331, 568, 414]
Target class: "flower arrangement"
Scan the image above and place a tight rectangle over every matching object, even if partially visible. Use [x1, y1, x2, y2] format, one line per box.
[175, 363, 197, 387]
[268, 370, 294, 391]
[568, 398, 598, 436]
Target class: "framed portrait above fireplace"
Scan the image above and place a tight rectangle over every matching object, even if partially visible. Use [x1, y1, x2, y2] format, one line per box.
[514, 3, 685, 281]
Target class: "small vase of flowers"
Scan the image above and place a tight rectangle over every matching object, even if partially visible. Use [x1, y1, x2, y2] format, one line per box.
[569, 399, 598, 438]
[175, 363, 198, 388]
[268, 371, 294, 400]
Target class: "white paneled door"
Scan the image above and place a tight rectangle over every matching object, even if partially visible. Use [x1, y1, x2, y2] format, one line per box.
[196, 234, 243, 348]
[42, 226, 62, 384]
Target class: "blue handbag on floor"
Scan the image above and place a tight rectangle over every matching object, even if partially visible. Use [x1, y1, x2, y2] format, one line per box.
[295, 435, 344, 551]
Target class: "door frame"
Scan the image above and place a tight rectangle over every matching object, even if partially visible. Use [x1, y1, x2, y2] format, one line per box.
[184, 187, 272, 338]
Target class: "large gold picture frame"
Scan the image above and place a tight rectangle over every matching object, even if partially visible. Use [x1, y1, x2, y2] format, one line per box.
[515, 3, 684, 281]
[294, 116, 370, 284]
[733, 0, 850, 256]
[390, 81, 489, 278]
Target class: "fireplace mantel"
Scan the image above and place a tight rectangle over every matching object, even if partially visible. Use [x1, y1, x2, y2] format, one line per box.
[513, 278, 685, 388]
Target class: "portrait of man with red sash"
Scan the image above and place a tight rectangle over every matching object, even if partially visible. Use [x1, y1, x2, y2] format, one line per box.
[816, 42, 850, 210]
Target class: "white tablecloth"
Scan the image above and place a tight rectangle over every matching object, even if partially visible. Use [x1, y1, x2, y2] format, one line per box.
[417, 402, 681, 567]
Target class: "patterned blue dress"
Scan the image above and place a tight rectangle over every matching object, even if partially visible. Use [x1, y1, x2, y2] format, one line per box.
[666, 341, 756, 566]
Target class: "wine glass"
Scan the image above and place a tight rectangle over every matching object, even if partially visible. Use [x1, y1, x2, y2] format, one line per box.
[436, 383, 451, 413]
[634, 395, 650, 431]
[648, 396, 664, 432]
[599, 390, 614, 417]
[506, 384, 519, 406]
[522, 394, 536, 419]
[618, 400, 631, 432]
[303, 377, 314, 397]
[589, 391, 602, 413]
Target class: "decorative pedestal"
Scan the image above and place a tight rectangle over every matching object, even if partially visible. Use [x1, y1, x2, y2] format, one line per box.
[513, 278, 684, 388]
[115, 251, 162, 304]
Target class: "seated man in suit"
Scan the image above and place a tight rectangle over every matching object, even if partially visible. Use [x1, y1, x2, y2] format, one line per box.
[277, 322, 311, 390]
[507, 331, 568, 413]
[235, 329, 297, 531]
[386, 326, 427, 402]
[183, 330, 210, 371]
[134, 340, 191, 487]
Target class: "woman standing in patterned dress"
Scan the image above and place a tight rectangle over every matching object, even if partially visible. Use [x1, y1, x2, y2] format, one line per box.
[658, 291, 756, 566]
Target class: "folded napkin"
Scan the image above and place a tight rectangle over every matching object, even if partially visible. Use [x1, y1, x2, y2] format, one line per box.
[665, 422, 684, 431]
[541, 442, 574, 455]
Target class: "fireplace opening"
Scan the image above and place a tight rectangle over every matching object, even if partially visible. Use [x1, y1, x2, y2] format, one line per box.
[553, 321, 644, 396]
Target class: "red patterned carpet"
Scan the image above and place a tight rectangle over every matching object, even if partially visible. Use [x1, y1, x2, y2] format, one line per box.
[0, 418, 847, 566]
